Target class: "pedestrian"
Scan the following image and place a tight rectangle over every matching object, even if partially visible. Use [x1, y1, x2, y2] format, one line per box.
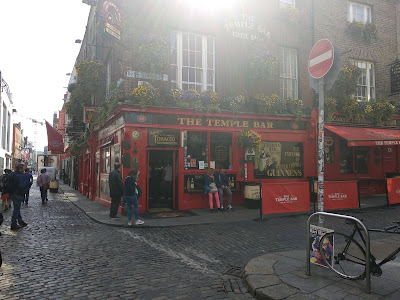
[9, 164, 28, 230]
[37, 168, 50, 204]
[23, 168, 33, 204]
[0, 169, 12, 211]
[204, 168, 221, 212]
[162, 163, 173, 200]
[214, 168, 233, 210]
[108, 163, 123, 218]
[122, 169, 144, 226]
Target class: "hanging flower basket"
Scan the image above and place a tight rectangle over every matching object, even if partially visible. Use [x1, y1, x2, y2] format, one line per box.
[237, 128, 261, 150]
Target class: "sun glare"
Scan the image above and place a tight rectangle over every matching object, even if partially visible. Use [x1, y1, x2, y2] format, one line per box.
[185, 0, 237, 12]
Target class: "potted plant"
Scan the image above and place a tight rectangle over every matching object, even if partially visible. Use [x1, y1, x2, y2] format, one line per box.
[237, 128, 261, 151]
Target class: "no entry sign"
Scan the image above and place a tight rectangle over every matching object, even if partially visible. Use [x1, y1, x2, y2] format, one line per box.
[308, 39, 334, 79]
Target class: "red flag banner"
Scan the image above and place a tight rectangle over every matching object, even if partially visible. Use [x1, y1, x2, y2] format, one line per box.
[46, 121, 64, 154]
[387, 178, 400, 205]
[323, 181, 359, 210]
[262, 182, 310, 215]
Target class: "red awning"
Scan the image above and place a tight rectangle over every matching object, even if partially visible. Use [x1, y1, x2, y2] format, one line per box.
[325, 125, 400, 146]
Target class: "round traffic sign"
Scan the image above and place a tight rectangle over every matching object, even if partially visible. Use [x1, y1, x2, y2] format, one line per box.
[308, 39, 334, 79]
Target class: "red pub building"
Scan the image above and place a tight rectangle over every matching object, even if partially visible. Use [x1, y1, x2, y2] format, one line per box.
[68, 0, 400, 215]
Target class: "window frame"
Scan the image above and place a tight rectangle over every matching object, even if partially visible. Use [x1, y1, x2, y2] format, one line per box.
[351, 59, 375, 102]
[279, 47, 298, 100]
[171, 31, 215, 92]
[347, 2, 371, 23]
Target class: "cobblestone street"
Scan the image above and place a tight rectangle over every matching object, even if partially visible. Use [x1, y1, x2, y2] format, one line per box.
[1, 183, 399, 299]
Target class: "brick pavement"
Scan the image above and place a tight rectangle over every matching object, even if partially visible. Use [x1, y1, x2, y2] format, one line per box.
[0, 181, 398, 299]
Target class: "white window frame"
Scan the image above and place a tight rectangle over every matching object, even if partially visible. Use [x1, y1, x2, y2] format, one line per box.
[351, 60, 375, 102]
[280, 0, 295, 7]
[171, 31, 215, 92]
[347, 2, 371, 23]
[279, 47, 298, 100]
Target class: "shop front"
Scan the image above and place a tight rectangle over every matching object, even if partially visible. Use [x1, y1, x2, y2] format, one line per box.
[90, 106, 317, 214]
[324, 125, 400, 195]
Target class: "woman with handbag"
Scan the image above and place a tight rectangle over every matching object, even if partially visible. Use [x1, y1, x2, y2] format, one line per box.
[122, 169, 144, 226]
[204, 169, 221, 212]
[37, 168, 50, 204]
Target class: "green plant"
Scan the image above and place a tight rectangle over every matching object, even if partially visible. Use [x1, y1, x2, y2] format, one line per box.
[66, 61, 106, 122]
[327, 64, 361, 108]
[325, 97, 337, 123]
[347, 21, 377, 43]
[136, 32, 169, 74]
[237, 128, 261, 150]
[342, 98, 365, 123]
[225, 95, 246, 115]
[247, 50, 278, 80]
[131, 85, 156, 107]
[364, 99, 395, 125]
[286, 98, 304, 121]
[200, 90, 220, 112]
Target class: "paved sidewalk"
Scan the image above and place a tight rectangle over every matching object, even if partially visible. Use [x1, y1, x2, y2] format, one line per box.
[244, 230, 400, 299]
[59, 183, 260, 227]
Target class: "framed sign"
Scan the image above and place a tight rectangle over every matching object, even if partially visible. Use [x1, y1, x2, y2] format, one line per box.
[148, 129, 179, 147]
[254, 141, 303, 178]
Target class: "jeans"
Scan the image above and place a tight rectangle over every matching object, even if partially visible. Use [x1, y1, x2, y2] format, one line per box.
[218, 187, 232, 207]
[125, 195, 139, 221]
[40, 187, 48, 202]
[110, 196, 121, 217]
[11, 194, 24, 225]
[24, 190, 30, 203]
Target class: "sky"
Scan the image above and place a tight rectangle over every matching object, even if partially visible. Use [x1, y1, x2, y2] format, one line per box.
[0, 0, 90, 152]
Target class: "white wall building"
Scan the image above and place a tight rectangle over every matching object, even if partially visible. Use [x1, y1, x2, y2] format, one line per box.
[0, 71, 14, 173]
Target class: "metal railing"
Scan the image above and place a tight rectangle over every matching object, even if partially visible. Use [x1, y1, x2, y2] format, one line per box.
[306, 212, 371, 293]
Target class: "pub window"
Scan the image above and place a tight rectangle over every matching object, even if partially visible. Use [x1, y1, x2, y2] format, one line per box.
[351, 60, 375, 102]
[102, 147, 111, 173]
[170, 31, 215, 92]
[279, 47, 298, 100]
[210, 133, 232, 170]
[187, 132, 208, 169]
[347, 2, 371, 23]
[355, 147, 368, 174]
[324, 136, 334, 164]
[280, 0, 295, 7]
[340, 141, 353, 174]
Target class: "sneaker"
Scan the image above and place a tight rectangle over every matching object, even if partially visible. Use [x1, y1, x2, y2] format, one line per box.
[135, 219, 144, 225]
[110, 215, 120, 219]
[220, 206, 224, 210]
[11, 224, 22, 230]
[210, 209, 214, 213]
[227, 205, 233, 210]
[19, 222, 28, 227]
[128, 221, 132, 226]
[217, 208, 223, 212]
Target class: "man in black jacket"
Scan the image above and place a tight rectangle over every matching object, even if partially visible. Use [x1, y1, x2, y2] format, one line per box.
[108, 163, 123, 218]
[9, 164, 28, 230]
[214, 169, 233, 210]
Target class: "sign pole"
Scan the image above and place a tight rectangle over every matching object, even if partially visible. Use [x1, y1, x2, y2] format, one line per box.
[317, 78, 325, 226]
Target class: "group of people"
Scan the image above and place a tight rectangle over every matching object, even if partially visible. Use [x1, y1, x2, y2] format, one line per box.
[108, 163, 144, 226]
[0, 164, 51, 230]
[204, 168, 233, 212]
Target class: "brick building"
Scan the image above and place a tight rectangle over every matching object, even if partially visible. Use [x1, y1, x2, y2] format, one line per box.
[65, 0, 400, 213]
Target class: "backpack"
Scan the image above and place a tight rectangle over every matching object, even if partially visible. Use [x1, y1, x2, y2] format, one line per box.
[4, 172, 17, 194]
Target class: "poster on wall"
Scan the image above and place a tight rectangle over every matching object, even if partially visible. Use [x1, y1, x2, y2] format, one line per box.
[254, 142, 303, 178]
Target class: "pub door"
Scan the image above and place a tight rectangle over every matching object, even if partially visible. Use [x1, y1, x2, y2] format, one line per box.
[147, 150, 177, 210]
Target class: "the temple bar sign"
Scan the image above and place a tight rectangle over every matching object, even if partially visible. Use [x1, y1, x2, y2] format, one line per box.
[391, 61, 400, 95]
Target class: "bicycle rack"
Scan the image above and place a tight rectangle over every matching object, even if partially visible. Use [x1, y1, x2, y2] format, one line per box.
[306, 212, 371, 294]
